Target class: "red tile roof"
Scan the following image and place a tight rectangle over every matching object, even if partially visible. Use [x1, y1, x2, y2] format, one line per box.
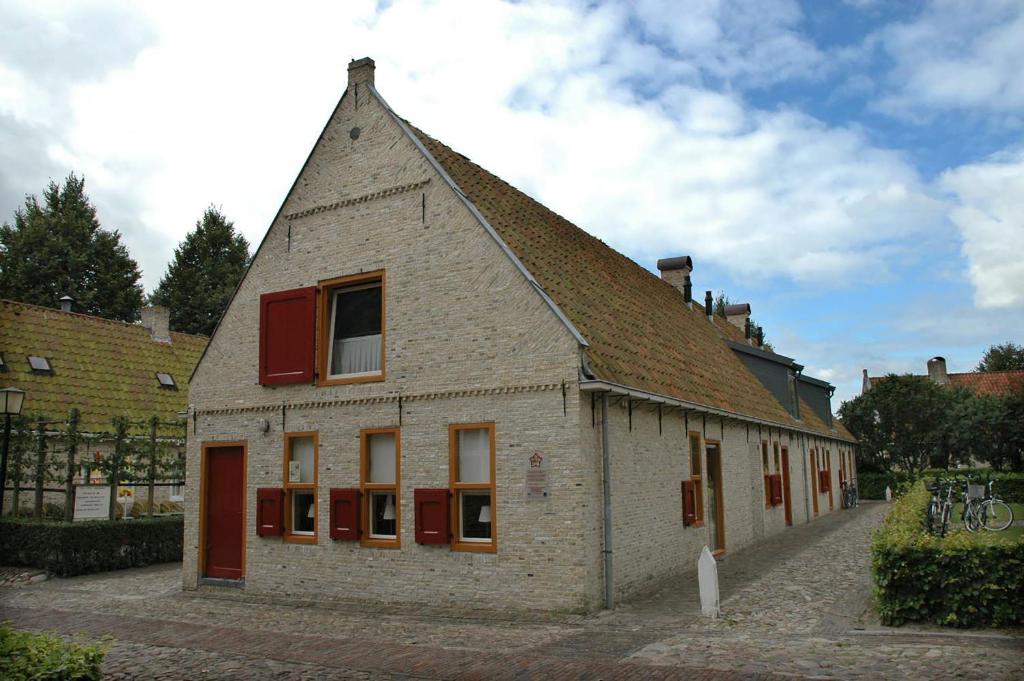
[949, 371, 1024, 396]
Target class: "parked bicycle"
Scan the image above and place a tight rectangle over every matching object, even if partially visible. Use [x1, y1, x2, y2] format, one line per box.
[925, 477, 957, 537]
[841, 480, 859, 509]
[958, 478, 986, 533]
[977, 480, 1014, 532]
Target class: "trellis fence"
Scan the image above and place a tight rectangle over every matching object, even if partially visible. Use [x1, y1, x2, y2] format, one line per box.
[2, 408, 186, 522]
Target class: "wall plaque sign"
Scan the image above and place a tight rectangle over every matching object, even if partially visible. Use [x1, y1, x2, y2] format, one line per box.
[526, 451, 549, 501]
[73, 485, 111, 521]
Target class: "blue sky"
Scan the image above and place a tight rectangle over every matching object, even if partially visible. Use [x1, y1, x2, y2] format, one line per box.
[1, 0, 1022, 406]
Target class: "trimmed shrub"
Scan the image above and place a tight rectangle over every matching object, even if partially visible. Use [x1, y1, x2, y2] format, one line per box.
[871, 482, 1024, 627]
[861, 469, 1024, 502]
[0, 517, 183, 577]
[0, 624, 108, 680]
[858, 471, 916, 499]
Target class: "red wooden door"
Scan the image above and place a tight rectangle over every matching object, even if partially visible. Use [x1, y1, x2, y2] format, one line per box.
[205, 446, 244, 579]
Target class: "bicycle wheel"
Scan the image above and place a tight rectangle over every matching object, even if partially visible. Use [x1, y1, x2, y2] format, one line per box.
[940, 503, 951, 537]
[963, 503, 980, 532]
[981, 500, 1014, 531]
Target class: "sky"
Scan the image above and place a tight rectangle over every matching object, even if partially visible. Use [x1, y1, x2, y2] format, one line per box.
[1, 0, 1022, 407]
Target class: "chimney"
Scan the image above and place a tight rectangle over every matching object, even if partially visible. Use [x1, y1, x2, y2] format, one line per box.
[724, 303, 751, 330]
[704, 290, 713, 320]
[141, 305, 171, 344]
[348, 57, 375, 90]
[59, 295, 74, 313]
[862, 368, 871, 394]
[656, 256, 693, 305]
[744, 318, 752, 343]
[927, 356, 950, 386]
[755, 326, 765, 348]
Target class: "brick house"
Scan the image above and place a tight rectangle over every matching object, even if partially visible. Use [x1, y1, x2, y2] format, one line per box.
[0, 299, 206, 514]
[184, 58, 856, 612]
[863, 356, 1024, 396]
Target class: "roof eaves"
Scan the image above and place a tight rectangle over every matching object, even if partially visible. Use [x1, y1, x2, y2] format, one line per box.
[726, 339, 796, 366]
[581, 378, 857, 444]
[366, 84, 589, 349]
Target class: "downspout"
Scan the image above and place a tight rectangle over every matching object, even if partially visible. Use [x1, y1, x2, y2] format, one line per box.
[601, 392, 614, 610]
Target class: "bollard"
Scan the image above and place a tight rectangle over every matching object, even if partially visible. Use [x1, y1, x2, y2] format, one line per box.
[698, 545, 720, 618]
[885, 485, 892, 502]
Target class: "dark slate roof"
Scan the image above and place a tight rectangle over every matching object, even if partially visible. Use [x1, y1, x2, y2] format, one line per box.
[408, 125, 854, 441]
[0, 299, 207, 433]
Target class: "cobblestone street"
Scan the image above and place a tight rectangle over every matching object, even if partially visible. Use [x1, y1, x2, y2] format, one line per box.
[2, 501, 1021, 680]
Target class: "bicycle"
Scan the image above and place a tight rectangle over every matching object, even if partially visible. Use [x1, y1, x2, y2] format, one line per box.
[925, 478, 945, 535]
[978, 480, 1014, 532]
[841, 480, 859, 509]
[958, 478, 986, 533]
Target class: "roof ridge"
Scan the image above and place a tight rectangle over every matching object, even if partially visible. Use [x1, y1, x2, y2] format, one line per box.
[1, 298, 208, 340]
[950, 369, 1024, 376]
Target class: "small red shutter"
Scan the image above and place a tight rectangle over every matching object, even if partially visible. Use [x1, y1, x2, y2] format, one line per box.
[770, 474, 783, 506]
[256, 488, 284, 536]
[414, 489, 449, 544]
[329, 488, 360, 540]
[681, 480, 696, 526]
[819, 469, 831, 493]
[259, 287, 316, 385]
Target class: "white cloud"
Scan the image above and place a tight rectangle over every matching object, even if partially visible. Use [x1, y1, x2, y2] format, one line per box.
[940, 149, 1024, 308]
[875, 0, 1024, 118]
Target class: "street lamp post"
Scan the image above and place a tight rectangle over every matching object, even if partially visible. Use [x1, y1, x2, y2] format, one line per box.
[1, 387, 27, 518]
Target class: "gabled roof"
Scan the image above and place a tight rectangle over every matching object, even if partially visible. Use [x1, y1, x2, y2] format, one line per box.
[867, 370, 1024, 397]
[0, 299, 207, 433]
[408, 126, 851, 438]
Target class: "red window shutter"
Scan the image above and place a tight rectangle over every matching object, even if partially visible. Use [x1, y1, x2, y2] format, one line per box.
[329, 488, 361, 541]
[681, 480, 696, 526]
[819, 469, 831, 493]
[256, 488, 284, 536]
[259, 287, 316, 385]
[770, 474, 783, 506]
[414, 488, 449, 544]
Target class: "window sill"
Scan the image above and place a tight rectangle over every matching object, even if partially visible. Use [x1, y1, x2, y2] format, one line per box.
[284, 534, 318, 545]
[451, 541, 496, 553]
[361, 538, 400, 550]
[319, 372, 385, 387]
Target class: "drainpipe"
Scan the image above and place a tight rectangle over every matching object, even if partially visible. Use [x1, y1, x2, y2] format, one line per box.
[601, 392, 614, 610]
[800, 433, 811, 522]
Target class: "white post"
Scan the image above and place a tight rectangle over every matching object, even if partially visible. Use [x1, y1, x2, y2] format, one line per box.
[698, 545, 720, 618]
[885, 485, 892, 502]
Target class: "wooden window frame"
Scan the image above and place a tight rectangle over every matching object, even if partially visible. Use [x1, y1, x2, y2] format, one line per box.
[283, 431, 319, 544]
[762, 440, 771, 508]
[317, 270, 386, 386]
[360, 427, 401, 549]
[449, 423, 497, 553]
[688, 431, 705, 526]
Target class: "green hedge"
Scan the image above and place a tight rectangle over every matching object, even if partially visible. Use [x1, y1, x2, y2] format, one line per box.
[0, 624, 108, 680]
[871, 482, 1024, 627]
[860, 469, 1024, 502]
[0, 517, 183, 577]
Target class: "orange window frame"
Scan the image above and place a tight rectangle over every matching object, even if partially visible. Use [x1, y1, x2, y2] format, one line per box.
[360, 427, 401, 549]
[283, 431, 318, 544]
[688, 431, 705, 526]
[317, 270, 386, 386]
[449, 423, 497, 553]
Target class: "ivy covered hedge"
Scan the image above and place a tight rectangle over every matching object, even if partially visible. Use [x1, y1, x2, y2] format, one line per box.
[0, 517, 183, 577]
[0, 624, 108, 680]
[871, 482, 1024, 627]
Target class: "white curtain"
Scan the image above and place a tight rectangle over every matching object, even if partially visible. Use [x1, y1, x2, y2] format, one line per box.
[332, 334, 381, 375]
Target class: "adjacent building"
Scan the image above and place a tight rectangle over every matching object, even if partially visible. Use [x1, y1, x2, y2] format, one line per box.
[0, 298, 206, 514]
[862, 356, 1024, 396]
[184, 58, 857, 612]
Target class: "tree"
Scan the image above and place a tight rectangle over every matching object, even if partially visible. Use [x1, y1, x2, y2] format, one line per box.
[149, 206, 250, 336]
[976, 342, 1024, 372]
[838, 374, 950, 473]
[0, 174, 144, 321]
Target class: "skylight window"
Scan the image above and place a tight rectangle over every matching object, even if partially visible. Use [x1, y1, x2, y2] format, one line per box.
[156, 372, 177, 389]
[28, 356, 52, 373]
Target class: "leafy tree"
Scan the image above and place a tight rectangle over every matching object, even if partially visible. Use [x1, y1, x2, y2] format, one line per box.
[976, 342, 1024, 372]
[838, 374, 950, 473]
[149, 206, 250, 336]
[0, 174, 144, 321]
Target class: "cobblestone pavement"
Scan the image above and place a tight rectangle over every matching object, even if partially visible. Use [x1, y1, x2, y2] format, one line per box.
[2, 502, 1021, 680]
